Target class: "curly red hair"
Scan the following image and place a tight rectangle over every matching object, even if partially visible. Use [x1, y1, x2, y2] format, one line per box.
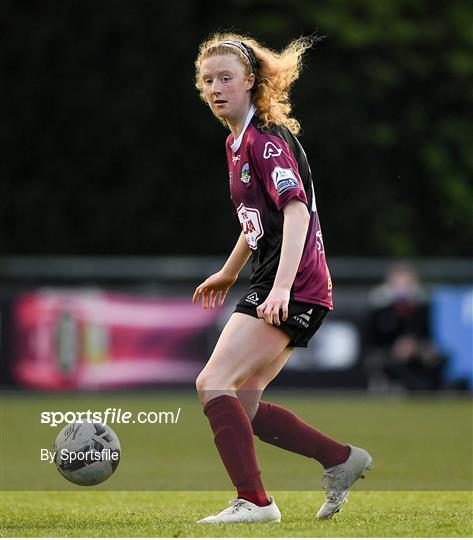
[195, 32, 315, 135]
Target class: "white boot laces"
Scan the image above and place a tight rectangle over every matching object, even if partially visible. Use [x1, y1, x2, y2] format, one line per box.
[224, 499, 252, 514]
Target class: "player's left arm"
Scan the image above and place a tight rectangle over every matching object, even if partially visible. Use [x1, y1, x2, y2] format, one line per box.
[257, 199, 310, 326]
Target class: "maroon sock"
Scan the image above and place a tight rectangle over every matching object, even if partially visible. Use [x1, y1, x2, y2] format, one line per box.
[204, 395, 269, 507]
[251, 401, 350, 469]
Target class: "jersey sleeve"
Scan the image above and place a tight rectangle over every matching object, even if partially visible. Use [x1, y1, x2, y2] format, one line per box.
[250, 133, 308, 211]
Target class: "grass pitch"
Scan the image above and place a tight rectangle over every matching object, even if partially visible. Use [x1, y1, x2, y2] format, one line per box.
[1, 490, 472, 537]
[1, 391, 472, 536]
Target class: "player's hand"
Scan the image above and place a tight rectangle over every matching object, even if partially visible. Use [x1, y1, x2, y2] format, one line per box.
[192, 270, 237, 309]
[256, 287, 290, 326]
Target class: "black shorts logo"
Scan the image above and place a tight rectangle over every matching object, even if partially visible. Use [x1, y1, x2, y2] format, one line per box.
[292, 308, 313, 328]
[245, 292, 259, 305]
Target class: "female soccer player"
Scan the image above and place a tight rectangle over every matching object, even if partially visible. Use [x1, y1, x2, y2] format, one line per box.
[193, 33, 372, 524]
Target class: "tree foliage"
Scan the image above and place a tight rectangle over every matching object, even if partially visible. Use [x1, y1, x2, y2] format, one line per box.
[1, 0, 471, 255]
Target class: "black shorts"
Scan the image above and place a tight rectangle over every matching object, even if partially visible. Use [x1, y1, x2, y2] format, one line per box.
[234, 285, 329, 348]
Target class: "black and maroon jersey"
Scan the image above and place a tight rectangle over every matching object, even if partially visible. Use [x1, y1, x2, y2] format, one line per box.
[225, 106, 333, 309]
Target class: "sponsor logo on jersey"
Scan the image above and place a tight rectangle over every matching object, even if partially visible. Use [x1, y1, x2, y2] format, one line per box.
[271, 166, 299, 195]
[240, 162, 251, 184]
[236, 203, 264, 250]
[232, 154, 241, 163]
[245, 292, 260, 305]
[292, 308, 312, 328]
[263, 141, 282, 159]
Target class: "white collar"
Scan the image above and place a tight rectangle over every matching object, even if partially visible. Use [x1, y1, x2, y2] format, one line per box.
[231, 104, 256, 153]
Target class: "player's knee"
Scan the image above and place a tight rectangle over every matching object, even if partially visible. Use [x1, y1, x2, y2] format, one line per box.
[195, 370, 238, 399]
[237, 374, 266, 392]
[195, 371, 208, 395]
[195, 371, 221, 395]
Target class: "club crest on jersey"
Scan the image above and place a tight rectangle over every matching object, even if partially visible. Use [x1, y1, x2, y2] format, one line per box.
[271, 166, 299, 195]
[263, 141, 282, 159]
[240, 163, 251, 184]
[236, 203, 264, 250]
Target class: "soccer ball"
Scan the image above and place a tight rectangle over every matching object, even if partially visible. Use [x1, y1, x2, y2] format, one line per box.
[54, 422, 121, 486]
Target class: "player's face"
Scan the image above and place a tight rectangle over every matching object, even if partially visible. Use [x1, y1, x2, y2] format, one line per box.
[200, 54, 255, 124]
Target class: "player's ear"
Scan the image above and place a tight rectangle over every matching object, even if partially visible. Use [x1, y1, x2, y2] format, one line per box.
[245, 73, 255, 91]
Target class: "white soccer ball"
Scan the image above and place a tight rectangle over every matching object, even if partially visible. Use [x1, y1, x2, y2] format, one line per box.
[54, 422, 121, 486]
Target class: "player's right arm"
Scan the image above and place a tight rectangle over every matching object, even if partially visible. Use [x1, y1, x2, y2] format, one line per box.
[193, 231, 251, 309]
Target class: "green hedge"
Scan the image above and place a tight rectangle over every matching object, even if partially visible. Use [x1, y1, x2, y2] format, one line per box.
[1, 1, 471, 255]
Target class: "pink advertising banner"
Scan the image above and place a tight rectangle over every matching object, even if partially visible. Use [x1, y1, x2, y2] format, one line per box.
[13, 291, 221, 390]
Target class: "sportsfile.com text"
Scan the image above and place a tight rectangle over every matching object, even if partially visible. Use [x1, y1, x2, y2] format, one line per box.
[41, 408, 181, 427]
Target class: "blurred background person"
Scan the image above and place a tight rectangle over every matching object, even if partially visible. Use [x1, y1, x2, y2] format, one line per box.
[364, 263, 447, 392]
